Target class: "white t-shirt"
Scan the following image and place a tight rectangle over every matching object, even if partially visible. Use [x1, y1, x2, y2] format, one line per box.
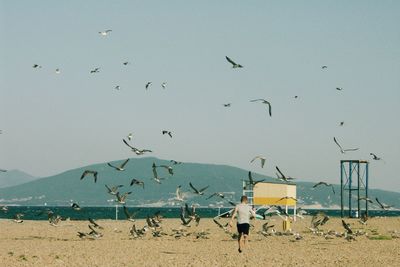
[236, 203, 255, 224]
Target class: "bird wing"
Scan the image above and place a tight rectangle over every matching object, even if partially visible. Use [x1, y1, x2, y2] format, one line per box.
[342, 220, 352, 233]
[275, 166, 286, 178]
[248, 171, 254, 184]
[107, 163, 117, 169]
[333, 137, 344, 152]
[152, 164, 158, 179]
[80, 171, 88, 180]
[206, 193, 217, 200]
[120, 159, 130, 168]
[375, 198, 384, 209]
[267, 102, 272, 116]
[343, 148, 359, 152]
[189, 182, 199, 194]
[123, 206, 132, 219]
[225, 56, 236, 66]
[213, 218, 224, 228]
[250, 99, 265, 102]
[199, 185, 210, 193]
[123, 139, 135, 149]
[185, 203, 192, 216]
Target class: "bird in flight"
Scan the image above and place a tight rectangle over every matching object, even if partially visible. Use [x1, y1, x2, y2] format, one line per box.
[336, 87, 343, 91]
[189, 182, 209, 195]
[55, 68, 61, 74]
[250, 156, 266, 168]
[313, 182, 335, 194]
[32, 64, 42, 68]
[275, 166, 295, 182]
[80, 170, 98, 183]
[246, 171, 265, 188]
[123, 206, 140, 222]
[206, 192, 225, 200]
[145, 82, 152, 90]
[123, 139, 152, 155]
[170, 160, 182, 165]
[342, 219, 353, 234]
[130, 178, 144, 189]
[223, 103, 231, 107]
[321, 65, 328, 69]
[115, 85, 121, 90]
[115, 191, 132, 204]
[333, 137, 359, 154]
[161, 82, 167, 89]
[225, 56, 243, 68]
[152, 163, 164, 184]
[162, 130, 173, 138]
[250, 99, 272, 117]
[358, 197, 374, 203]
[339, 121, 344, 126]
[375, 197, 392, 210]
[89, 218, 103, 229]
[175, 185, 184, 202]
[105, 184, 124, 195]
[107, 159, 130, 171]
[123, 61, 129, 65]
[90, 67, 100, 73]
[127, 133, 133, 141]
[71, 203, 81, 211]
[370, 153, 384, 162]
[156, 165, 174, 175]
[99, 30, 112, 36]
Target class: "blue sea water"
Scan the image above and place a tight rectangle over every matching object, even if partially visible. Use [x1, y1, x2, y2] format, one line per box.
[1, 206, 399, 221]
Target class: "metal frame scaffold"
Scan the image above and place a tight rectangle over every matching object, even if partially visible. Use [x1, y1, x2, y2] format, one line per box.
[340, 160, 369, 218]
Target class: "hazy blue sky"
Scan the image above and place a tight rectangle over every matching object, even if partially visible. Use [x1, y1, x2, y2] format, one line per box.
[1, 1, 399, 192]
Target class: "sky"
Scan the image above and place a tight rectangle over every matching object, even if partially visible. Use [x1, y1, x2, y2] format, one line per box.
[1, 0, 399, 192]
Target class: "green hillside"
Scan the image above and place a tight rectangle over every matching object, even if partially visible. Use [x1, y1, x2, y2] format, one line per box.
[0, 157, 399, 209]
[0, 170, 37, 188]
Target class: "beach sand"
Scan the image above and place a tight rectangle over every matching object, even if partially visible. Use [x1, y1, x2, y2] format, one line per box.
[1, 216, 399, 266]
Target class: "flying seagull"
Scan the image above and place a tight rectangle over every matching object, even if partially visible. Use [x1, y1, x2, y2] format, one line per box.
[107, 158, 130, 171]
[123, 61, 129, 65]
[130, 178, 144, 189]
[115, 85, 121, 90]
[170, 160, 182, 165]
[157, 165, 174, 175]
[333, 137, 359, 154]
[162, 130, 172, 138]
[275, 166, 295, 182]
[313, 182, 335, 194]
[180, 206, 192, 226]
[342, 219, 353, 234]
[175, 185, 184, 201]
[116, 191, 132, 204]
[250, 99, 272, 117]
[90, 67, 100, 73]
[247, 171, 265, 188]
[340, 121, 344, 126]
[225, 56, 243, 68]
[370, 153, 384, 162]
[336, 87, 343, 91]
[321, 65, 328, 69]
[250, 156, 266, 168]
[123, 206, 139, 222]
[145, 82, 152, 90]
[223, 103, 231, 107]
[80, 170, 98, 183]
[161, 82, 167, 89]
[55, 68, 61, 74]
[33, 64, 42, 68]
[71, 203, 81, 211]
[189, 182, 209, 195]
[127, 133, 133, 141]
[152, 163, 164, 184]
[99, 30, 112, 36]
[375, 197, 392, 210]
[122, 139, 152, 155]
[105, 184, 124, 195]
[358, 197, 374, 203]
[206, 192, 225, 200]
[88, 218, 103, 229]
[276, 196, 297, 202]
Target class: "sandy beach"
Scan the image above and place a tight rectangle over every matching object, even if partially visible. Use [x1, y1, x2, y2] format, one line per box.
[1, 216, 399, 267]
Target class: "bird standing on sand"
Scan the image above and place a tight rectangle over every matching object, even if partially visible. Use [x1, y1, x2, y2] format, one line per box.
[189, 182, 209, 195]
[107, 158, 130, 171]
[250, 156, 266, 168]
[313, 182, 335, 194]
[80, 170, 98, 183]
[333, 137, 359, 154]
[225, 56, 243, 68]
[250, 99, 272, 117]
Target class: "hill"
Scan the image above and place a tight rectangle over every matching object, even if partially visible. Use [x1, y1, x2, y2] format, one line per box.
[0, 170, 37, 188]
[0, 157, 399, 209]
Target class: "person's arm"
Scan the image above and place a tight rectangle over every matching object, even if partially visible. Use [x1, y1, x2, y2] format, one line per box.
[229, 206, 238, 227]
[250, 207, 257, 219]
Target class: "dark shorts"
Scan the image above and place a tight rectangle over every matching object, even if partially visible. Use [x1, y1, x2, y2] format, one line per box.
[237, 223, 250, 235]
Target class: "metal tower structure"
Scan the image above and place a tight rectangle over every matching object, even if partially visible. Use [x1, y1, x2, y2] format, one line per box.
[242, 180, 254, 205]
[340, 160, 369, 218]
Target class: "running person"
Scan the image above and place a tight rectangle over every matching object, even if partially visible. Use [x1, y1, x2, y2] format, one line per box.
[229, 195, 256, 253]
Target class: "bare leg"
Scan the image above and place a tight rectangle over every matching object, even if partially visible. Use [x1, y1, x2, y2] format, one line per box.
[242, 234, 248, 250]
[238, 233, 243, 253]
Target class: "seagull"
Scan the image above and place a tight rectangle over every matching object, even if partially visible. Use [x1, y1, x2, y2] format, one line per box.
[162, 130, 172, 138]
[115, 85, 120, 90]
[313, 182, 335, 194]
[80, 170, 98, 183]
[206, 192, 225, 200]
[90, 67, 100, 73]
[189, 182, 209, 195]
[246, 171, 265, 188]
[342, 219, 353, 234]
[180, 206, 192, 226]
[170, 160, 182, 165]
[145, 82, 152, 90]
[0, 205, 8, 212]
[261, 222, 275, 234]
[276, 196, 297, 202]
[321, 65, 328, 69]
[116, 191, 132, 204]
[156, 165, 174, 175]
[225, 56, 243, 68]
[161, 82, 167, 89]
[336, 87, 343, 91]
[333, 137, 359, 154]
[107, 158, 130, 171]
[0, 169, 7, 172]
[88, 218, 103, 229]
[275, 166, 295, 182]
[71, 203, 81, 211]
[250, 99, 272, 117]
[123, 61, 129, 65]
[340, 121, 344, 126]
[250, 156, 266, 168]
[55, 68, 61, 74]
[176, 185, 184, 201]
[127, 133, 133, 141]
[13, 213, 24, 223]
[311, 212, 329, 229]
[32, 64, 42, 68]
[123, 206, 139, 222]
[99, 30, 112, 36]
[130, 178, 144, 189]
[370, 153, 383, 161]
[122, 139, 152, 155]
[296, 207, 308, 219]
[152, 163, 164, 184]
[105, 184, 124, 195]
[358, 197, 374, 203]
[375, 197, 392, 210]
[223, 103, 231, 107]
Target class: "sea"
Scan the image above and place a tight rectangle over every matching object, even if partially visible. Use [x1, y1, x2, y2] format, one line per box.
[1, 206, 399, 221]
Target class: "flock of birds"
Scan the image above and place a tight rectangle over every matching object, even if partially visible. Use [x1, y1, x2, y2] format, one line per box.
[0, 28, 395, 243]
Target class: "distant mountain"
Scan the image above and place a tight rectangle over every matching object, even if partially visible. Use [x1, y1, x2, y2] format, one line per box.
[0, 170, 37, 188]
[0, 157, 399, 209]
